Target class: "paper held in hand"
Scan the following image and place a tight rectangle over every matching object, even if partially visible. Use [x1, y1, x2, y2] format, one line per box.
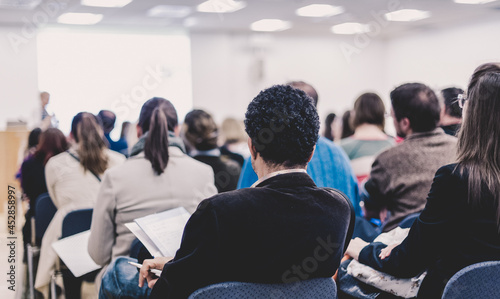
[125, 207, 191, 258]
[52, 231, 101, 277]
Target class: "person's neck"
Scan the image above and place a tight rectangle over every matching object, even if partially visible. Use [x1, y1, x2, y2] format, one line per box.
[440, 114, 462, 126]
[353, 124, 387, 140]
[254, 160, 305, 180]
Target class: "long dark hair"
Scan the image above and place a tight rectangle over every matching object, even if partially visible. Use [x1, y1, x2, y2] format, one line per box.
[323, 113, 336, 141]
[71, 112, 108, 175]
[456, 62, 500, 231]
[139, 98, 177, 175]
[35, 128, 69, 165]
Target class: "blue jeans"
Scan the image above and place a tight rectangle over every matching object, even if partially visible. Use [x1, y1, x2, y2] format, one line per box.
[99, 257, 152, 299]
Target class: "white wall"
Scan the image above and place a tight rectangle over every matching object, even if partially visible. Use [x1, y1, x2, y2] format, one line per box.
[0, 26, 39, 131]
[384, 19, 500, 95]
[190, 33, 387, 125]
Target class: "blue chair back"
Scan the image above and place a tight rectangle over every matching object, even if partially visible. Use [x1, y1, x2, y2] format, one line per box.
[35, 193, 58, 245]
[399, 212, 420, 229]
[188, 278, 337, 299]
[61, 209, 93, 238]
[441, 261, 500, 299]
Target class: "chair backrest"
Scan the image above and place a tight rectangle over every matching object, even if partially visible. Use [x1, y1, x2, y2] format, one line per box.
[398, 212, 420, 229]
[61, 209, 93, 238]
[35, 193, 58, 245]
[441, 261, 500, 299]
[188, 277, 337, 299]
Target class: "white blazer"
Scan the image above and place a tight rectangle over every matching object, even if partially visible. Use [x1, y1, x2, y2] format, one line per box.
[35, 148, 125, 295]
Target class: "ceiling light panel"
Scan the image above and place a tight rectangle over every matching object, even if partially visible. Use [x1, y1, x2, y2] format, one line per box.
[250, 19, 291, 32]
[453, 0, 497, 4]
[57, 13, 103, 25]
[296, 4, 344, 17]
[197, 0, 246, 13]
[147, 5, 192, 18]
[331, 22, 370, 35]
[384, 9, 431, 22]
[81, 0, 132, 8]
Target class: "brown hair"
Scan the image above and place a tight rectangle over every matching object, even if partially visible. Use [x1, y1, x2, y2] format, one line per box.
[352, 93, 386, 130]
[183, 110, 219, 151]
[35, 128, 69, 165]
[144, 102, 170, 175]
[71, 112, 109, 175]
[456, 62, 500, 231]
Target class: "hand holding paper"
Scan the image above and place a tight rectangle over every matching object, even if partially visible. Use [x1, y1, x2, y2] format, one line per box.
[138, 257, 173, 289]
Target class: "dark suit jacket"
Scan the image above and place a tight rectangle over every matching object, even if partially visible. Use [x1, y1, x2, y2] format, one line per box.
[193, 155, 241, 193]
[150, 172, 352, 299]
[359, 164, 500, 298]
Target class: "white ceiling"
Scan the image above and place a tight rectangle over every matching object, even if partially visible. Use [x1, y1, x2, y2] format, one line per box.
[1, 0, 500, 37]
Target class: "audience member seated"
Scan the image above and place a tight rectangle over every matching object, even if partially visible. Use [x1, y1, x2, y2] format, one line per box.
[99, 84, 353, 299]
[323, 112, 336, 141]
[16, 127, 42, 184]
[35, 112, 125, 297]
[237, 81, 361, 216]
[340, 110, 355, 139]
[439, 87, 464, 136]
[183, 109, 241, 193]
[363, 83, 457, 232]
[21, 128, 68, 256]
[220, 117, 249, 166]
[346, 62, 500, 298]
[98, 110, 128, 156]
[89, 98, 217, 291]
[340, 93, 395, 182]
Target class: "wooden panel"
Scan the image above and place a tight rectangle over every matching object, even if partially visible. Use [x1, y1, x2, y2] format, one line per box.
[0, 130, 29, 214]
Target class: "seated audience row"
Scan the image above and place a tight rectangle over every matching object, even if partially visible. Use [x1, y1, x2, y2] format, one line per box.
[20, 64, 500, 299]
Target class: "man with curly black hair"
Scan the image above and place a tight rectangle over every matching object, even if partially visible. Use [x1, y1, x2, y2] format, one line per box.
[238, 81, 361, 216]
[99, 85, 354, 299]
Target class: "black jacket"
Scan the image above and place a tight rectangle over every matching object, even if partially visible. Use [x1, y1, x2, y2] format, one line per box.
[359, 164, 500, 298]
[150, 172, 352, 299]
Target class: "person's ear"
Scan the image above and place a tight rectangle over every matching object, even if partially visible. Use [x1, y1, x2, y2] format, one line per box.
[307, 146, 316, 163]
[136, 124, 143, 138]
[400, 117, 411, 133]
[173, 125, 180, 136]
[248, 137, 258, 160]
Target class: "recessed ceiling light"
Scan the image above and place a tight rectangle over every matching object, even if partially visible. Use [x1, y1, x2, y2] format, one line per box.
[197, 0, 246, 13]
[57, 13, 103, 25]
[384, 9, 431, 22]
[250, 19, 291, 32]
[454, 0, 497, 3]
[331, 22, 370, 35]
[296, 4, 344, 17]
[148, 5, 192, 18]
[81, 0, 132, 8]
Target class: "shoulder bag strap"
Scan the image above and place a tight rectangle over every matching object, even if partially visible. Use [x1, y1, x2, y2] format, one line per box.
[66, 150, 102, 182]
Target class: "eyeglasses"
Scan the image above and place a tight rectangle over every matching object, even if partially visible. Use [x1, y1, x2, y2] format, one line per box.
[457, 94, 468, 109]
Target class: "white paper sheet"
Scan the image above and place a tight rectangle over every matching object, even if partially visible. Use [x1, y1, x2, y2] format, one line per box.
[52, 230, 101, 277]
[134, 207, 191, 257]
[124, 222, 163, 258]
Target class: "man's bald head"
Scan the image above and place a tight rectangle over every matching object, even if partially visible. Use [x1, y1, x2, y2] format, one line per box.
[287, 81, 318, 108]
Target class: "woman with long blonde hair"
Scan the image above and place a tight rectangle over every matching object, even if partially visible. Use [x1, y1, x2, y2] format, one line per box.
[35, 112, 125, 298]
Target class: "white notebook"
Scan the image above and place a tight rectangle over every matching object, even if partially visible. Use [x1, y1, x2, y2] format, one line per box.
[52, 231, 101, 277]
[126, 207, 191, 257]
